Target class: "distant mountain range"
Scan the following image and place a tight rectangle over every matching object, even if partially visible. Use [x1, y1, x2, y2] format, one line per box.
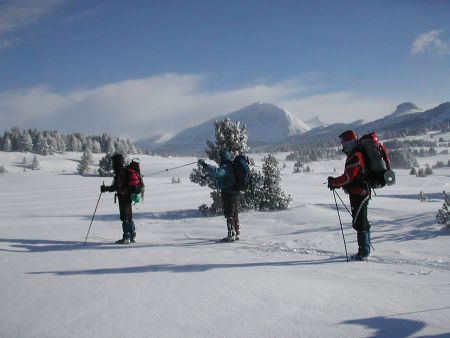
[137, 102, 324, 154]
[135, 101, 450, 155]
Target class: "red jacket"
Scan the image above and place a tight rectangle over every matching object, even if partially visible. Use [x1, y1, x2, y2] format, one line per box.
[329, 150, 369, 196]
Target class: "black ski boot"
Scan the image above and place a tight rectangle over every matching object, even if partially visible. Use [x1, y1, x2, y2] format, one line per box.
[353, 231, 370, 261]
[223, 218, 236, 241]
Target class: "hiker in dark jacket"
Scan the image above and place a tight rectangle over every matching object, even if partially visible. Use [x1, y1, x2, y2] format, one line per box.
[101, 153, 136, 244]
[327, 130, 371, 260]
[198, 150, 241, 241]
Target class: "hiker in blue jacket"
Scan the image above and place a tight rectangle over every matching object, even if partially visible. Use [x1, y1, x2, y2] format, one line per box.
[198, 150, 241, 241]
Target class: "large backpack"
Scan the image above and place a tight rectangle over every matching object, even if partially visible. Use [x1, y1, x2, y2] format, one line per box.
[127, 159, 145, 203]
[358, 132, 395, 188]
[232, 154, 251, 191]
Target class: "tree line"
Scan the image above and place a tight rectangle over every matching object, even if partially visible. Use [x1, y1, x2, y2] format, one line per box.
[0, 127, 139, 155]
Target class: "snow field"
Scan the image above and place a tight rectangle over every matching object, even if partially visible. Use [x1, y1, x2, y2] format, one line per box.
[0, 151, 449, 337]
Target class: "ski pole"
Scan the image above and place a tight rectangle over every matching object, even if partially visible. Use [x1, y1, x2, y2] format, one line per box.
[334, 189, 352, 217]
[146, 161, 198, 176]
[84, 190, 103, 246]
[333, 189, 349, 262]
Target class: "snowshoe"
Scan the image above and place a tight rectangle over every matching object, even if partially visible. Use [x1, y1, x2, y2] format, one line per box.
[115, 238, 130, 244]
[351, 253, 370, 261]
[222, 230, 236, 242]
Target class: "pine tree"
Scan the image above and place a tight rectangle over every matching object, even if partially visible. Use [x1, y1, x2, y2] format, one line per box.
[31, 155, 40, 170]
[19, 131, 33, 152]
[3, 136, 12, 152]
[424, 164, 433, 176]
[436, 191, 450, 227]
[410, 167, 417, 175]
[293, 160, 303, 173]
[256, 154, 292, 211]
[98, 153, 114, 177]
[77, 150, 93, 175]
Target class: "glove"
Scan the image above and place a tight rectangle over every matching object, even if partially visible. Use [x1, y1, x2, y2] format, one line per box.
[327, 176, 335, 191]
[100, 185, 108, 193]
[198, 159, 207, 168]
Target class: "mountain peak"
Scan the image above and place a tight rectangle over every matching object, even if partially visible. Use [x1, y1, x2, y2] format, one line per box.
[305, 116, 326, 129]
[390, 102, 423, 117]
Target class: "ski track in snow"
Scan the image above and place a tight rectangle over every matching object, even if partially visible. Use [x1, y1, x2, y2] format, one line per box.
[184, 234, 450, 271]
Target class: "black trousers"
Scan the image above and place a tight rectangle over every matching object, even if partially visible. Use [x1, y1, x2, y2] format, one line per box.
[118, 194, 132, 223]
[350, 194, 370, 232]
[221, 192, 239, 219]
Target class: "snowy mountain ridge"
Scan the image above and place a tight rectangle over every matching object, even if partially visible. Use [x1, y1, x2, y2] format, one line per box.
[136, 101, 450, 155]
[152, 102, 310, 154]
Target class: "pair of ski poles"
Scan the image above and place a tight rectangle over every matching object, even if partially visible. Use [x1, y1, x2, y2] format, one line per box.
[331, 188, 350, 262]
[83, 161, 198, 245]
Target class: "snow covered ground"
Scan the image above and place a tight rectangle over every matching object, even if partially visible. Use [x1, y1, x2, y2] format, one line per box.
[1, 151, 449, 338]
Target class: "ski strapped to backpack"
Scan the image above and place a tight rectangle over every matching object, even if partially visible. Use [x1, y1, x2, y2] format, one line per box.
[127, 158, 145, 203]
[358, 132, 395, 188]
[232, 154, 251, 191]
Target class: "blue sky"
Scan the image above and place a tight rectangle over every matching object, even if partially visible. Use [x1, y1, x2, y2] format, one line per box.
[1, 0, 449, 139]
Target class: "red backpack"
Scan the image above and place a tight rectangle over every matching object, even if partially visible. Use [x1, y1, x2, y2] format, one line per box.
[127, 159, 145, 202]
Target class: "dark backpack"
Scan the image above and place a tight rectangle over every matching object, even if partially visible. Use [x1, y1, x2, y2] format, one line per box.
[232, 154, 251, 191]
[358, 132, 395, 188]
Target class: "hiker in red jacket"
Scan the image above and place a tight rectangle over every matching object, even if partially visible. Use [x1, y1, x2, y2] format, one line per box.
[328, 130, 371, 260]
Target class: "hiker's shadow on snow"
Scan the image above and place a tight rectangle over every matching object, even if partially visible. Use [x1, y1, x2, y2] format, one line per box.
[88, 209, 203, 222]
[0, 238, 171, 253]
[341, 306, 450, 338]
[28, 258, 344, 276]
[376, 213, 450, 243]
[377, 192, 443, 202]
[0, 237, 232, 253]
[341, 316, 425, 338]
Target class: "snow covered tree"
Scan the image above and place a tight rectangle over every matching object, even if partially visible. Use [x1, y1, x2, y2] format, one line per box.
[3, 136, 12, 152]
[77, 150, 93, 175]
[19, 131, 33, 152]
[436, 191, 450, 227]
[410, 167, 417, 176]
[31, 155, 40, 170]
[424, 164, 433, 176]
[417, 168, 426, 177]
[0, 165, 7, 174]
[256, 154, 292, 211]
[419, 191, 427, 202]
[98, 153, 114, 177]
[293, 160, 303, 173]
[91, 140, 102, 153]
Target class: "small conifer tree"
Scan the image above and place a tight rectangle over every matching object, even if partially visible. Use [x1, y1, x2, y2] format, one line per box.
[293, 160, 303, 173]
[98, 153, 114, 177]
[78, 150, 93, 175]
[436, 191, 450, 227]
[256, 154, 292, 211]
[31, 155, 40, 170]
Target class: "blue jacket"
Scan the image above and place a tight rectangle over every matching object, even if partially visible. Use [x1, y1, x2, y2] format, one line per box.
[205, 161, 237, 193]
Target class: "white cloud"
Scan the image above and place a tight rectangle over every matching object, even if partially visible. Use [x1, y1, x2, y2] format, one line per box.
[280, 92, 398, 124]
[0, 0, 68, 49]
[411, 29, 450, 56]
[0, 74, 401, 140]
